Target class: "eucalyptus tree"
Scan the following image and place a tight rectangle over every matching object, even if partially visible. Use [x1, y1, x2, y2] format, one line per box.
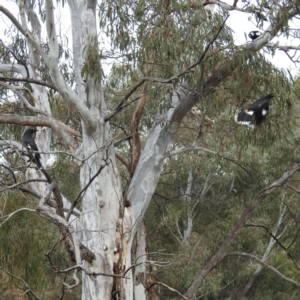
[1, 0, 300, 299]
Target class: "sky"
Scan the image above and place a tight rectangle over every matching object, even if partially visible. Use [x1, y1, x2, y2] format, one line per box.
[222, 3, 300, 77]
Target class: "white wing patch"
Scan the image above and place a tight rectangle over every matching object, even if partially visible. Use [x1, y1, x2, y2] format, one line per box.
[234, 114, 252, 125]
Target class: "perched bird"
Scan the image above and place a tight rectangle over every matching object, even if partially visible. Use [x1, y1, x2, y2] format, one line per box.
[22, 128, 42, 169]
[234, 94, 274, 126]
[191, 106, 215, 126]
[248, 31, 261, 41]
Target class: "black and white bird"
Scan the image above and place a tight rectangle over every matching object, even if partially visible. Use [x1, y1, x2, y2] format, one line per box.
[22, 128, 42, 169]
[234, 94, 274, 126]
[248, 31, 261, 41]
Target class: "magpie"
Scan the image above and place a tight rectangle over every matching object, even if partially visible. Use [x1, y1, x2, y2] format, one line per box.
[248, 31, 261, 41]
[22, 128, 42, 169]
[234, 94, 274, 126]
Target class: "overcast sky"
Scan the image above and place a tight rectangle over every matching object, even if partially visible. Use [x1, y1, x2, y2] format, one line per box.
[223, 3, 300, 77]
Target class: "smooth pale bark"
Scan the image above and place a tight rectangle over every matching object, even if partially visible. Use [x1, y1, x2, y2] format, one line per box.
[177, 171, 213, 244]
[128, 87, 190, 238]
[66, 0, 124, 298]
[133, 222, 147, 300]
[0, 64, 27, 76]
[182, 171, 194, 244]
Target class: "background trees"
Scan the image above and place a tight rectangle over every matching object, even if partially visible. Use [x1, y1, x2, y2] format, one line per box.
[1, 0, 300, 299]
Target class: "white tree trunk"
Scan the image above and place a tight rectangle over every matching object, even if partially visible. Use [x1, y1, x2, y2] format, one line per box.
[67, 2, 123, 298]
[133, 221, 147, 300]
[0, 1, 225, 298]
[182, 171, 194, 244]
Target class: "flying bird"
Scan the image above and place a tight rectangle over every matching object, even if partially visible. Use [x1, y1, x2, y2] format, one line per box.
[22, 128, 42, 169]
[234, 94, 274, 126]
[248, 31, 261, 41]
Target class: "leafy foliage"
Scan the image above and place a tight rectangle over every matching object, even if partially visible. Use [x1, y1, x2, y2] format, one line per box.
[2, 0, 300, 299]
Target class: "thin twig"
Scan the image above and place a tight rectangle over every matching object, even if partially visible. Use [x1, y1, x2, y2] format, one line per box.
[226, 251, 300, 288]
[0, 267, 41, 299]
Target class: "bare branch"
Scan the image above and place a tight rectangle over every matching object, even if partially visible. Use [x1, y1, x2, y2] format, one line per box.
[0, 208, 36, 228]
[54, 264, 129, 278]
[245, 223, 300, 269]
[158, 145, 217, 163]
[1, 1, 96, 131]
[203, 4, 300, 91]
[276, 44, 300, 51]
[4, 1, 48, 62]
[115, 152, 130, 172]
[0, 40, 30, 77]
[151, 281, 188, 300]
[0, 82, 49, 115]
[0, 267, 41, 299]
[0, 63, 27, 77]
[0, 115, 80, 149]
[0, 76, 58, 90]
[0, 178, 48, 193]
[202, 0, 248, 12]
[129, 95, 147, 177]
[104, 80, 146, 122]
[184, 163, 300, 299]
[226, 251, 300, 288]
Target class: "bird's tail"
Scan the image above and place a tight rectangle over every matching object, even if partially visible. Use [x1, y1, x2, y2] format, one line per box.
[34, 155, 42, 169]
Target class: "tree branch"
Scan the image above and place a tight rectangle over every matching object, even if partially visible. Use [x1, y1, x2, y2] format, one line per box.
[202, 0, 248, 12]
[0, 39, 30, 77]
[53, 264, 129, 278]
[6, 1, 47, 62]
[184, 163, 300, 299]
[115, 152, 131, 172]
[245, 223, 300, 269]
[0, 63, 27, 77]
[0, 208, 36, 229]
[104, 80, 146, 122]
[45, 0, 60, 60]
[0, 267, 41, 299]
[203, 4, 300, 91]
[0, 82, 49, 116]
[150, 281, 188, 300]
[1, 1, 95, 131]
[0, 115, 80, 149]
[0, 76, 57, 90]
[226, 251, 300, 288]
[0, 178, 48, 193]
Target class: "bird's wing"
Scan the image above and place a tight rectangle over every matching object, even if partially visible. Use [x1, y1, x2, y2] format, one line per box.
[26, 141, 40, 157]
[246, 98, 270, 114]
[234, 111, 253, 125]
